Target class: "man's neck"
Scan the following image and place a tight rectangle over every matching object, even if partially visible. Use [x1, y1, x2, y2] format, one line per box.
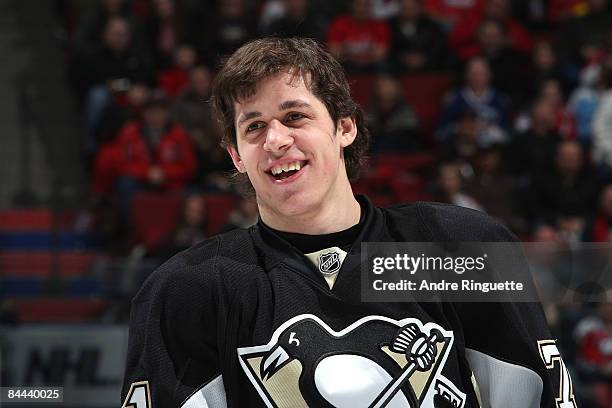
[259, 189, 361, 234]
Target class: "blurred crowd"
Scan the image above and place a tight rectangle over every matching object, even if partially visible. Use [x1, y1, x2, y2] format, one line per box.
[52, 0, 612, 404]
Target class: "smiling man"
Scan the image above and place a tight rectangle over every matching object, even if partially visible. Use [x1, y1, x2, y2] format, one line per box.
[228, 72, 360, 231]
[121, 38, 574, 408]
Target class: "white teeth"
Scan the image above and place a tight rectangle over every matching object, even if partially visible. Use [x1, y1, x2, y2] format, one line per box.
[269, 161, 303, 176]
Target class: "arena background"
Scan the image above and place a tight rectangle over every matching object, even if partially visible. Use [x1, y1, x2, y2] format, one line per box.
[0, 0, 611, 406]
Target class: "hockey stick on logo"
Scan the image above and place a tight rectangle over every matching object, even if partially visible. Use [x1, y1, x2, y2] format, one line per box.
[369, 324, 443, 408]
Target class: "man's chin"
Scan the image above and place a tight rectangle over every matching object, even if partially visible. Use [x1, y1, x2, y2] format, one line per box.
[261, 190, 317, 218]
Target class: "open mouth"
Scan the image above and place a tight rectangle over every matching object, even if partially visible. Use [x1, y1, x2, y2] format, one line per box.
[267, 160, 308, 181]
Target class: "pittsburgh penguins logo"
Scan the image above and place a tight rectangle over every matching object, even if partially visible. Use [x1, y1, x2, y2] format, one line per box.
[318, 251, 341, 275]
[237, 315, 466, 408]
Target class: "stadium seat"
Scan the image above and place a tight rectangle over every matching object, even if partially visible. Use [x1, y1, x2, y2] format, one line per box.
[0, 250, 103, 277]
[0, 209, 79, 231]
[132, 192, 183, 249]
[12, 298, 108, 322]
[371, 152, 437, 174]
[347, 74, 376, 108]
[400, 73, 455, 138]
[203, 194, 237, 234]
[131, 192, 238, 249]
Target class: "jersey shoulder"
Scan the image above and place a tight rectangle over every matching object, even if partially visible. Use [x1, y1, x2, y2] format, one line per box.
[383, 201, 517, 242]
[132, 227, 259, 304]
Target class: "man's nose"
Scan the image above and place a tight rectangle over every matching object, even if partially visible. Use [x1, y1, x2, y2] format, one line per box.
[263, 119, 293, 155]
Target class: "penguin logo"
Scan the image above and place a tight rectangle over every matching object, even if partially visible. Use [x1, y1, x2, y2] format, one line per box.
[237, 314, 466, 408]
[318, 251, 341, 275]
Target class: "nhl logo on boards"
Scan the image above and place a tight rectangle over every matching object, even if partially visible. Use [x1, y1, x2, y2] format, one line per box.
[318, 251, 341, 275]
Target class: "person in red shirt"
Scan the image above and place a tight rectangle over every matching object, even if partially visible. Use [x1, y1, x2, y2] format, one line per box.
[327, 0, 391, 73]
[424, 0, 485, 30]
[115, 92, 197, 191]
[157, 44, 196, 98]
[92, 91, 197, 224]
[577, 302, 612, 406]
[449, 0, 533, 61]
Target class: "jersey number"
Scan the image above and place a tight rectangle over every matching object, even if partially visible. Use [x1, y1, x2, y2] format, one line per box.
[537, 340, 576, 408]
[122, 381, 152, 408]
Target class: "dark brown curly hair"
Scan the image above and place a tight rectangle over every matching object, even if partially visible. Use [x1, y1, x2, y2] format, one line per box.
[211, 37, 370, 192]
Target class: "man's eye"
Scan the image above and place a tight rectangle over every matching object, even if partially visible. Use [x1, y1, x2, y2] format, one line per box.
[246, 122, 264, 133]
[286, 112, 305, 122]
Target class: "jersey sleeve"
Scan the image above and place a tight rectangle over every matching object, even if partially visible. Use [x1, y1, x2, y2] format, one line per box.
[121, 247, 225, 408]
[417, 203, 577, 408]
[459, 220, 574, 407]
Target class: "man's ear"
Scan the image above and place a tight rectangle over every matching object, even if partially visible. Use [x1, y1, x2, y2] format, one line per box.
[227, 146, 247, 173]
[337, 116, 357, 148]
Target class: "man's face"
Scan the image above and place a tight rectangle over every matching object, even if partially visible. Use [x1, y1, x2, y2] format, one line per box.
[400, 0, 422, 19]
[143, 105, 170, 130]
[191, 67, 211, 97]
[228, 72, 356, 219]
[478, 21, 504, 53]
[104, 18, 131, 52]
[466, 59, 491, 90]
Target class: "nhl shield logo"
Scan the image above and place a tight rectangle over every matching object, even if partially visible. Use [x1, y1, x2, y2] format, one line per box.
[318, 251, 341, 275]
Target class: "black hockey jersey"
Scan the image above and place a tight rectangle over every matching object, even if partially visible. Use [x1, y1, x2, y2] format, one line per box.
[121, 196, 575, 408]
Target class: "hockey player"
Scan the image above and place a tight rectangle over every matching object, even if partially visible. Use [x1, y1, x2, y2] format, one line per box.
[121, 38, 575, 407]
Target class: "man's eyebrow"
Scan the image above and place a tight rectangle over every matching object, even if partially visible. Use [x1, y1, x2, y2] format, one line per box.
[237, 111, 261, 127]
[278, 100, 312, 111]
[237, 100, 312, 127]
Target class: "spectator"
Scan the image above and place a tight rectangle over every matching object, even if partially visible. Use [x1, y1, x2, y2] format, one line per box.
[115, 92, 196, 191]
[365, 75, 419, 152]
[75, 15, 154, 97]
[171, 65, 214, 134]
[568, 62, 603, 146]
[200, 0, 256, 66]
[73, 0, 143, 54]
[508, 0, 552, 30]
[464, 144, 524, 232]
[388, 0, 450, 72]
[475, 18, 527, 103]
[144, 0, 190, 69]
[532, 223, 562, 243]
[544, 80, 578, 138]
[575, 302, 612, 407]
[507, 97, 561, 182]
[437, 57, 510, 142]
[258, 0, 287, 32]
[438, 108, 481, 169]
[93, 92, 197, 221]
[424, 0, 485, 31]
[530, 140, 598, 225]
[583, 184, 612, 241]
[220, 197, 259, 232]
[371, 0, 401, 19]
[518, 79, 578, 138]
[263, 0, 327, 42]
[558, 0, 612, 66]
[592, 60, 612, 171]
[157, 44, 196, 98]
[528, 41, 574, 103]
[327, 0, 391, 73]
[75, 16, 154, 153]
[153, 194, 208, 260]
[433, 163, 483, 210]
[171, 65, 233, 190]
[541, 0, 589, 23]
[449, 0, 533, 61]
[94, 82, 152, 155]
